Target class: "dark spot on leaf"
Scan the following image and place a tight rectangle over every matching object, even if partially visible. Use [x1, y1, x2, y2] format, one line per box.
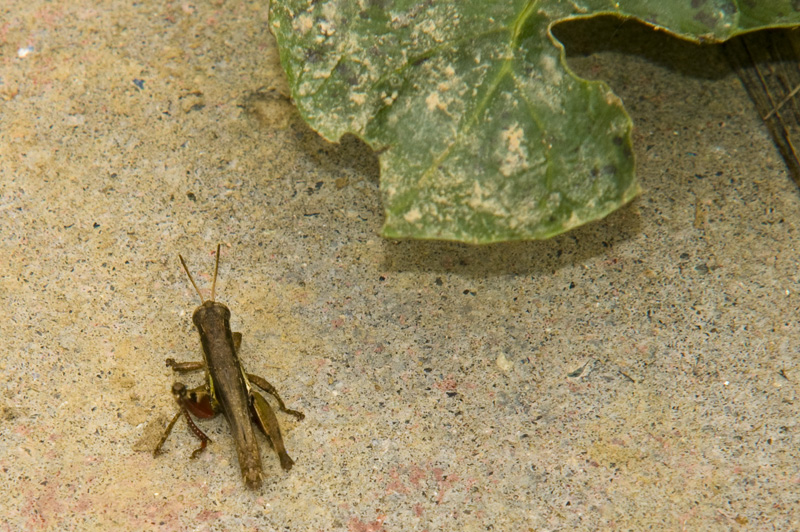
[435, 277, 443, 286]
[612, 136, 623, 146]
[695, 263, 709, 274]
[693, 11, 716, 28]
[411, 55, 430, 67]
[305, 48, 323, 63]
[187, 192, 196, 201]
[335, 62, 358, 86]
[602, 164, 617, 175]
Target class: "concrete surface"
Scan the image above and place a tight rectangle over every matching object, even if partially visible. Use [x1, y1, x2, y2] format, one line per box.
[1, 3, 798, 531]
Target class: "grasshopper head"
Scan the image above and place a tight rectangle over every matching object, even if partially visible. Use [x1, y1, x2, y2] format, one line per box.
[191, 300, 231, 330]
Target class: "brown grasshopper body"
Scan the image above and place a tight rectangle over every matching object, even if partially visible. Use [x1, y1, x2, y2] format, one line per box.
[154, 245, 304, 489]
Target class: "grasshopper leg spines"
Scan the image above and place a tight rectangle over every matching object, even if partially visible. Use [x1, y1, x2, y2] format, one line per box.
[182, 406, 212, 459]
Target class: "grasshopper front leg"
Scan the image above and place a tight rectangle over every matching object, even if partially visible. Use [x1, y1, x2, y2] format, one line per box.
[165, 358, 206, 372]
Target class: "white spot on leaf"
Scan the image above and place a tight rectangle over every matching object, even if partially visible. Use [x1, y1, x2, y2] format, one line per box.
[295, 14, 313, 34]
[499, 123, 529, 177]
[426, 92, 443, 111]
[404, 208, 422, 223]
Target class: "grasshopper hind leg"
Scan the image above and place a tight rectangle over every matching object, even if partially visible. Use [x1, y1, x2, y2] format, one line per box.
[251, 391, 295, 470]
[153, 382, 214, 459]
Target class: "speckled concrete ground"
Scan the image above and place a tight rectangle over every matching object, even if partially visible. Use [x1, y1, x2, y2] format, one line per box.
[1, 3, 799, 531]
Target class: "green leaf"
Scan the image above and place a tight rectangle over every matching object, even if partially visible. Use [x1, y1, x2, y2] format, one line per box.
[269, 1, 800, 243]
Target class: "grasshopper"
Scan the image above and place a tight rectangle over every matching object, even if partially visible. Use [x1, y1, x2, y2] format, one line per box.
[153, 244, 304, 489]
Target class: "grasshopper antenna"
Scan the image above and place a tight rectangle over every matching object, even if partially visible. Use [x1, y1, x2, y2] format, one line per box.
[179, 254, 205, 304]
[211, 243, 221, 302]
